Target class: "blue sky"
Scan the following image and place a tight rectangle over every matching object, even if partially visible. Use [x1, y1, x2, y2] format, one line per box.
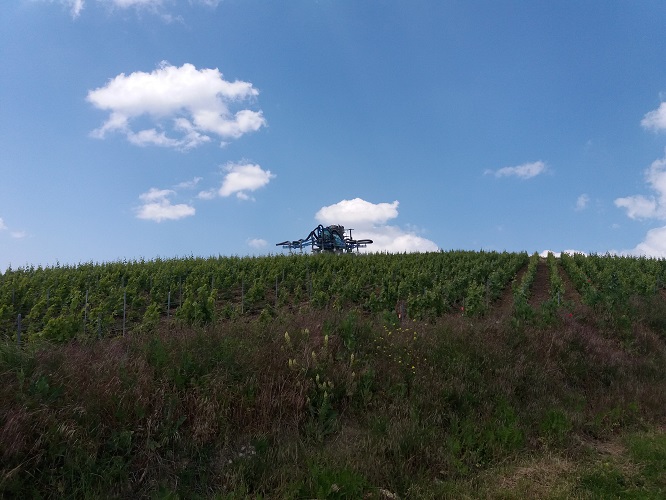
[3, 0, 666, 270]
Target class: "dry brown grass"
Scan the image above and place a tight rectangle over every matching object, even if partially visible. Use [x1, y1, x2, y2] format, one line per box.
[493, 454, 577, 498]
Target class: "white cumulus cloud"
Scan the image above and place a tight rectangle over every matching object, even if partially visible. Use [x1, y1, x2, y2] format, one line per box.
[0, 218, 6, 231]
[316, 198, 399, 227]
[614, 100, 666, 257]
[615, 151, 666, 256]
[641, 102, 666, 132]
[487, 160, 547, 179]
[314, 198, 438, 253]
[136, 188, 195, 222]
[626, 226, 666, 257]
[87, 62, 265, 150]
[615, 154, 666, 220]
[217, 162, 274, 200]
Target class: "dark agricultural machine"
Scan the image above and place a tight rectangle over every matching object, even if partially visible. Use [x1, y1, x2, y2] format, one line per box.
[276, 224, 373, 254]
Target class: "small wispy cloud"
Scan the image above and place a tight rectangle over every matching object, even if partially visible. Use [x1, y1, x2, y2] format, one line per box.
[135, 188, 195, 222]
[196, 189, 217, 201]
[576, 194, 590, 211]
[175, 177, 203, 190]
[248, 238, 267, 249]
[486, 160, 548, 179]
[46, 0, 219, 20]
[0, 217, 26, 239]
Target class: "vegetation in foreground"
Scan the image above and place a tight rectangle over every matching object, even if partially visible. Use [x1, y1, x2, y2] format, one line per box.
[1, 311, 665, 497]
[1, 252, 666, 497]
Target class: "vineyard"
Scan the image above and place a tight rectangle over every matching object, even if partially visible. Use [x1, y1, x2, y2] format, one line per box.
[1, 251, 666, 497]
[0, 251, 530, 342]
[5, 249, 666, 341]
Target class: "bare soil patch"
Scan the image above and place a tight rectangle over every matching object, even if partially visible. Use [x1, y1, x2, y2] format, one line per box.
[528, 258, 551, 308]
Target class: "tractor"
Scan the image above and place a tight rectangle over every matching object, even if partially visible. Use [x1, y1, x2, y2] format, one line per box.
[276, 224, 373, 254]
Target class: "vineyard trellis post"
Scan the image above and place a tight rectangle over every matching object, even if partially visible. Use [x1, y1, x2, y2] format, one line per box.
[83, 289, 89, 335]
[122, 288, 127, 336]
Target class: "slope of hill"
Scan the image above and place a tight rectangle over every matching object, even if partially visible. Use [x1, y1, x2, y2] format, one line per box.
[1, 251, 665, 497]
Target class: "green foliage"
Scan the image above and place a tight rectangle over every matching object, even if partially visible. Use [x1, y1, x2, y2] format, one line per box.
[444, 398, 525, 473]
[176, 285, 215, 326]
[140, 302, 162, 333]
[305, 374, 338, 442]
[628, 432, 666, 487]
[464, 281, 487, 316]
[39, 314, 80, 342]
[244, 279, 265, 310]
[578, 464, 636, 498]
[587, 402, 641, 438]
[547, 252, 565, 300]
[290, 462, 370, 499]
[0, 250, 531, 339]
[577, 432, 666, 498]
[513, 252, 539, 319]
[540, 409, 572, 446]
[335, 311, 363, 351]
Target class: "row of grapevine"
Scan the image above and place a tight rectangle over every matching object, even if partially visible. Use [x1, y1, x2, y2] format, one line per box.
[513, 252, 540, 317]
[0, 251, 528, 342]
[559, 253, 666, 338]
[546, 252, 565, 303]
[560, 253, 666, 307]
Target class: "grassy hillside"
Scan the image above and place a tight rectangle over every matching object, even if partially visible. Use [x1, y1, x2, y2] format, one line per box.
[1, 252, 665, 498]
